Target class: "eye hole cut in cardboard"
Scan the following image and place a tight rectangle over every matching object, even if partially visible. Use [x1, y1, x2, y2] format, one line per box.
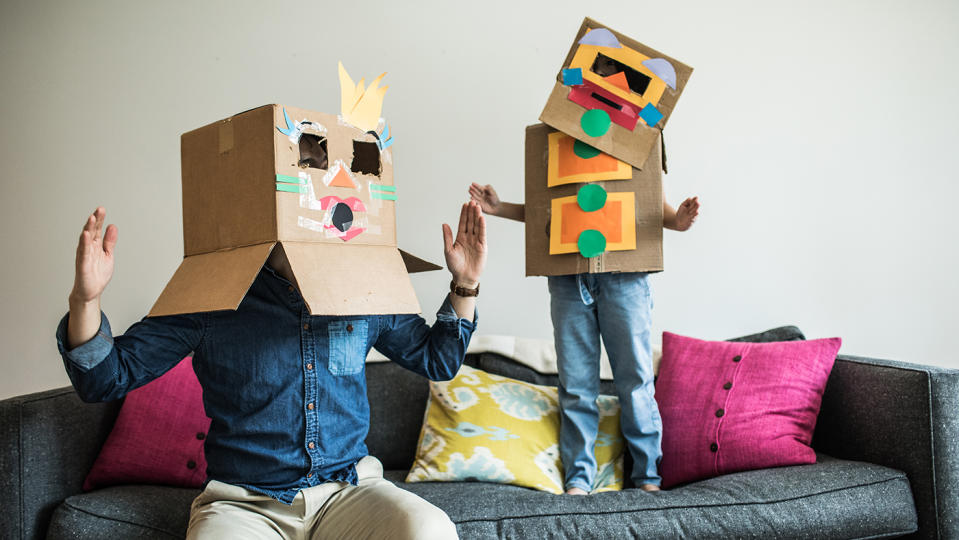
[590, 53, 651, 96]
[298, 133, 328, 170]
[351, 140, 381, 176]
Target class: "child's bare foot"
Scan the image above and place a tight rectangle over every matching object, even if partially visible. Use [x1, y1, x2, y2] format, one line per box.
[565, 487, 589, 496]
[639, 484, 661, 492]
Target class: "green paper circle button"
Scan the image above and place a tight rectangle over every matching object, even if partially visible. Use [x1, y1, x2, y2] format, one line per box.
[581, 109, 611, 137]
[577, 184, 607, 212]
[578, 229, 607, 258]
[573, 140, 601, 159]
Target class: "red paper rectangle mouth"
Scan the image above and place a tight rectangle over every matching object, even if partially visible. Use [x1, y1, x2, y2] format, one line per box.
[567, 78, 640, 131]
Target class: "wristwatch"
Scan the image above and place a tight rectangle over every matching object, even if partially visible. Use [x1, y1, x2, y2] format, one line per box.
[450, 280, 480, 297]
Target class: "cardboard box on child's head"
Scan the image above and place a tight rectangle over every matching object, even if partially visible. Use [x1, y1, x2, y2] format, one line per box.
[149, 64, 440, 318]
[524, 123, 663, 277]
[539, 17, 693, 170]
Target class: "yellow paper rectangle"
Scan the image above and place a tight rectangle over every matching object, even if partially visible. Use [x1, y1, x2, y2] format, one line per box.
[569, 45, 666, 109]
[547, 132, 632, 187]
[549, 192, 636, 255]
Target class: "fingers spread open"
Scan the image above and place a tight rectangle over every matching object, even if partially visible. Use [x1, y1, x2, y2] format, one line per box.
[103, 224, 119, 256]
[465, 202, 476, 238]
[442, 223, 453, 253]
[93, 207, 106, 241]
[475, 205, 487, 245]
[456, 203, 468, 244]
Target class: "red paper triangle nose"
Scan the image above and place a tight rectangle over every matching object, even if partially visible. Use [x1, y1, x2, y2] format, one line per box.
[603, 71, 630, 92]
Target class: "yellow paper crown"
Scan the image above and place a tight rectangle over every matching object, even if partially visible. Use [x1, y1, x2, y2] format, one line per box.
[338, 61, 388, 132]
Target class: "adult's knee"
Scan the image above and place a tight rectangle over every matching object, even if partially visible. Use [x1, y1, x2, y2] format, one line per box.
[395, 505, 458, 540]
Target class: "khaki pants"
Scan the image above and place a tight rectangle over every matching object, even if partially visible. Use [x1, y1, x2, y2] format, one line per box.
[187, 456, 458, 540]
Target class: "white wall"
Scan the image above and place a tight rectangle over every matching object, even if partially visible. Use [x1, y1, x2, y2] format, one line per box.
[1, 0, 957, 399]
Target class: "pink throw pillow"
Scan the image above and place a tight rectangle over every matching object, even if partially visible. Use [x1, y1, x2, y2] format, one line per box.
[83, 356, 210, 490]
[655, 332, 841, 488]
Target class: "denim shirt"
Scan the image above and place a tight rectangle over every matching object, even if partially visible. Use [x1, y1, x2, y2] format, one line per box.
[56, 266, 476, 504]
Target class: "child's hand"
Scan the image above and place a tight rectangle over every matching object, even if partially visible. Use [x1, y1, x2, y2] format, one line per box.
[672, 196, 700, 231]
[469, 183, 501, 216]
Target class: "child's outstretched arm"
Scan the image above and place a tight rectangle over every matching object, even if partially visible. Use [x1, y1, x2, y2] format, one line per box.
[664, 194, 699, 231]
[469, 183, 525, 222]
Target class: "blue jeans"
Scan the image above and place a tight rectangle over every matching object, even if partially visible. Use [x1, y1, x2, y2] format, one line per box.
[548, 272, 662, 491]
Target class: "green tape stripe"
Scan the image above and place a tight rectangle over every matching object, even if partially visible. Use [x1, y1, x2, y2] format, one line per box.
[276, 183, 306, 193]
[276, 174, 307, 184]
[370, 184, 397, 193]
[371, 192, 398, 201]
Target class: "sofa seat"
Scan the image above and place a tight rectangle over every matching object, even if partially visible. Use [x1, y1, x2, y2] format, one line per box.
[46, 455, 916, 539]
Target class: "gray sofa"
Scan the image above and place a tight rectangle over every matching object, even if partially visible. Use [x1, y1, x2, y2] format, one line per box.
[3, 326, 957, 539]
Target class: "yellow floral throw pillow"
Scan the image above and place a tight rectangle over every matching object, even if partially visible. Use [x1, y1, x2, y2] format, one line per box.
[405, 365, 624, 494]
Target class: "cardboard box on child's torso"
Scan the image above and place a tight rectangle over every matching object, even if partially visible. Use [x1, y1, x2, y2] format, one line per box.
[524, 123, 663, 277]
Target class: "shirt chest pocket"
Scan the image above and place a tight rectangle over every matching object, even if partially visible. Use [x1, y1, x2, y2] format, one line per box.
[327, 320, 369, 376]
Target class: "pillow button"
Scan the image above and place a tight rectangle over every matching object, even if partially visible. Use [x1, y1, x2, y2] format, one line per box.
[347, 324, 354, 333]
[723, 382, 732, 390]
[732, 355, 742, 362]
[196, 432, 206, 440]
[715, 409, 725, 418]
[710, 443, 719, 452]
[187, 460, 197, 469]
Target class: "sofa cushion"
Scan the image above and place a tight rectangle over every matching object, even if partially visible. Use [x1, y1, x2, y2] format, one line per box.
[47, 484, 199, 540]
[406, 365, 624, 494]
[83, 356, 210, 491]
[46, 456, 916, 539]
[655, 332, 841, 488]
[393, 455, 917, 539]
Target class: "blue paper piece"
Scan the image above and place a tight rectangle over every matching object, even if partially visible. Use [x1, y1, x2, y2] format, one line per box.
[276, 108, 296, 137]
[642, 58, 678, 90]
[376, 123, 394, 151]
[562, 68, 583, 86]
[639, 103, 664, 127]
[578, 28, 621, 48]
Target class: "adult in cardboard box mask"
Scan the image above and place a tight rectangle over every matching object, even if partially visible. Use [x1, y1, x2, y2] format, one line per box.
[55, 64, 484, 539]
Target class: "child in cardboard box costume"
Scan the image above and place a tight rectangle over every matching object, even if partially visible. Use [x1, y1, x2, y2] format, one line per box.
[470, 18, 698, 494]
[56, 64, 484, 539]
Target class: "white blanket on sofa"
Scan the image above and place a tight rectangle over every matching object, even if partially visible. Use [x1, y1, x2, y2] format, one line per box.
[368, 334, 662, 381]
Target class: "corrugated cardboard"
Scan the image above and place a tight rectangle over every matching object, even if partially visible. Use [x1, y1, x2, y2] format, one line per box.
[539, 17, 693, 170]
[525, 123, 663, 277]
[150, 104, 440, 317]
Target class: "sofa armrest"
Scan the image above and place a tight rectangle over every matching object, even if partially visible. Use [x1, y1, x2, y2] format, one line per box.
[0, 386, 120, 540]
[813, 354, 959, 540]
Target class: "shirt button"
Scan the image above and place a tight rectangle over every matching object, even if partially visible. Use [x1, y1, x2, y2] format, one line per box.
[723, 382, 733, 390]
[306, 363, 313, 370]
[288, 286, 295, 293]
[307, 403, 314, 410]
[307, 472, 313, 478]
[710, 443, 719, 452]
[186, 460, 197, 469]
[196, 432, 206, 440]
[303, 324, 310, 330]
[733, 355, 742, 362]
[715, 409, 725, 418]
[308, 442, 315, 449]
[347, 324, 354, 333]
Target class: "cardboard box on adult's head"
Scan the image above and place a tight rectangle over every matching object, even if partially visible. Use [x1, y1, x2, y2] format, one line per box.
[524, 123, 663, 277]
[149, 64, 440, 318]
[539, 17, 693, 170]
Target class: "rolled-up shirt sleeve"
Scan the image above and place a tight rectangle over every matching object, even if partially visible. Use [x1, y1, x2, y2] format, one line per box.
[374, 295, 477, 381]
[55, 311, 205, 403]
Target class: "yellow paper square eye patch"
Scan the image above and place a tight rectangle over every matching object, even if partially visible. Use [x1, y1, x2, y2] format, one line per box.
[547, 132, 632, 187]
[549, 191, 636, 255]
